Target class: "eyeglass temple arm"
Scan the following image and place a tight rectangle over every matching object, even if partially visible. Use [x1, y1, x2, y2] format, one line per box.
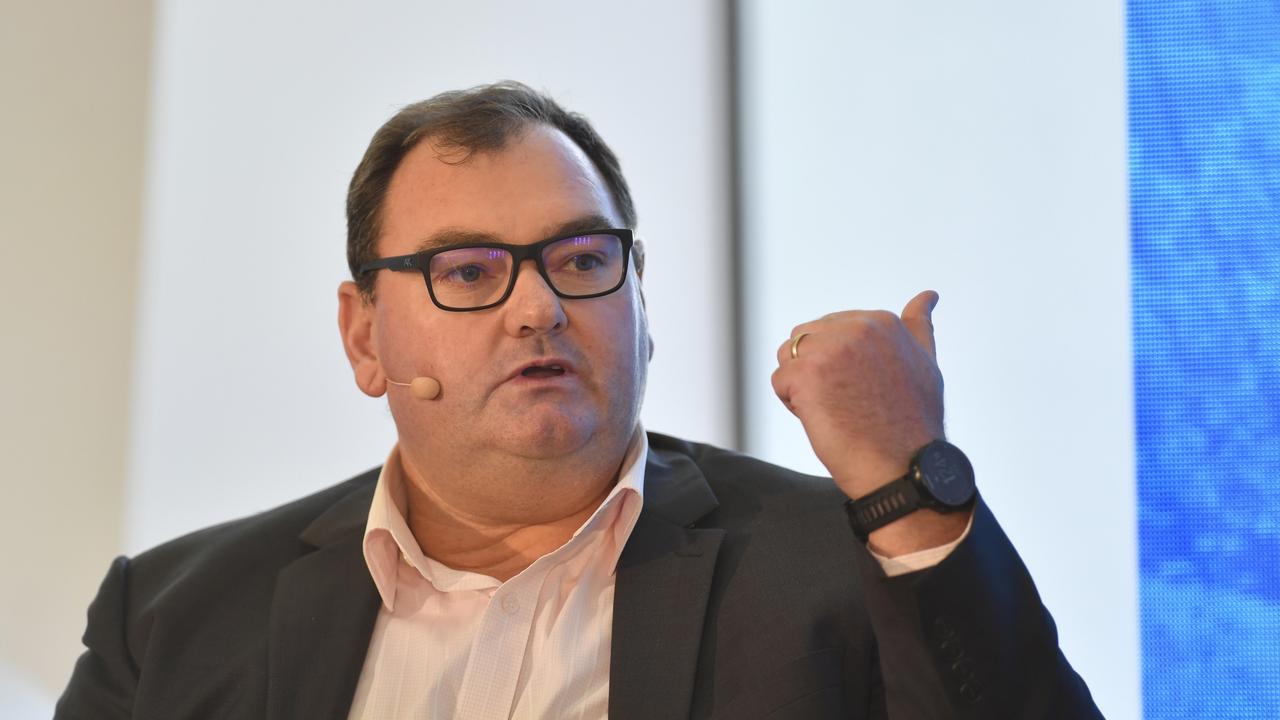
[358, 255, 420, 275]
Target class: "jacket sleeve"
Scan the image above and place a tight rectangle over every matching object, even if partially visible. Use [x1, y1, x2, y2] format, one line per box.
[54, 556, 138, 720]
[850, 497, 1104, 719]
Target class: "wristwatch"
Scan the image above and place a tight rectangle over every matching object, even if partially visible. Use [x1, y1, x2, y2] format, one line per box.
[845, 439, 976, 541]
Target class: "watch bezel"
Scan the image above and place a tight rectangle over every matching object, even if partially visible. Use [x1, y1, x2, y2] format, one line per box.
[913, 440, 976, 509]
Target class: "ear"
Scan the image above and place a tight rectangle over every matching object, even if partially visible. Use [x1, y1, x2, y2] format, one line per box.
[631, 239, 654, 361]
[337, 281, 388, 397]
[632, 238, 650, 313]
[632, 238, 646, 280]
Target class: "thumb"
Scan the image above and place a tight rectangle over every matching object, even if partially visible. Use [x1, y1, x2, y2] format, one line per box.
[901, 290, 940, 358]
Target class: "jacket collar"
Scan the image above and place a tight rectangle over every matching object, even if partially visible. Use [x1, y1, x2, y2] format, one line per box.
[610, 435, 726, 720]
[299, 473, 377, 547]
[269, 474, 381, 720]
[640, 437, 720, 525]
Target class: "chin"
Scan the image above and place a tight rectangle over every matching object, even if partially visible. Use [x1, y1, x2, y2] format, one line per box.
[496, 406, 600, 459]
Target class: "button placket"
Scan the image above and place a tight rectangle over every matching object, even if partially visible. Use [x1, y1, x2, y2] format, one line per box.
[453, 575, 541, 719]
[501, 593, 521, 616]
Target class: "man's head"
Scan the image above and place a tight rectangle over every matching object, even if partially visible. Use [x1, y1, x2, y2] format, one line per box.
[337, 83, 650, 490]
[346, 81, 639, 303]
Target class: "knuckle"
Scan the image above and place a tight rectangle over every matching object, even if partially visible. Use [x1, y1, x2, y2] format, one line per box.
[853, 310, 900, 338]
[869, 309, 899, 326]
[847, 317, 877, 339]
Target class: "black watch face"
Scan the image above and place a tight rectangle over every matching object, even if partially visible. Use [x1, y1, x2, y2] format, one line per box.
[917, 441, 976, 507]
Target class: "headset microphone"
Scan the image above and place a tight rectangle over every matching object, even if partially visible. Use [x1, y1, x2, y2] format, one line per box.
[387, 376, 441, 400]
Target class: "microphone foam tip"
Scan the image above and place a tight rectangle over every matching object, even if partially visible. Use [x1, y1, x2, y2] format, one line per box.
[410, 376, 441, 400]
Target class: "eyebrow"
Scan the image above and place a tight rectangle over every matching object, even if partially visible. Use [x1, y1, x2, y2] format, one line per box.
[412, 214, 619, 253]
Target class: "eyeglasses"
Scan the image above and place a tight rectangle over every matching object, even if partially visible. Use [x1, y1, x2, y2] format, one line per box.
[359, 228, 634, 312]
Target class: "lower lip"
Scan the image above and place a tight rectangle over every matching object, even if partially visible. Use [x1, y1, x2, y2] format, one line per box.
[509, 371, 574, 385]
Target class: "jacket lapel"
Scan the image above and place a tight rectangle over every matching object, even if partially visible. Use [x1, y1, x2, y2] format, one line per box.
[610, 443, 724, 720]
[267, 478, 382, 720]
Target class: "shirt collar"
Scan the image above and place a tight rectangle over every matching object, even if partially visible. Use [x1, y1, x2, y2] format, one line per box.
[362, 428, 649, 611]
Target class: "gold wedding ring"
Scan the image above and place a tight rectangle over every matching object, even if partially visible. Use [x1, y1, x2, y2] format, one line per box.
[789, 332, 810, 360]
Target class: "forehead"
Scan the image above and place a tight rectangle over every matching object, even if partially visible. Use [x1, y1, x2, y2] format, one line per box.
[379, 124, 622, 255]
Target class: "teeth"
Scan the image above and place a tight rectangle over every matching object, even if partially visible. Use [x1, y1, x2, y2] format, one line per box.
[549, 365, 563, 370]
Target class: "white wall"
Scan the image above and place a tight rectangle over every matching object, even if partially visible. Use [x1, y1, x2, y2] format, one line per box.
[738, 1, 1138, 717]
[126, 0, 733, 550]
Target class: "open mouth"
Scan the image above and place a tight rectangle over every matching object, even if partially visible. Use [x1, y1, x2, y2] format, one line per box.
[521, 364, 566, 378]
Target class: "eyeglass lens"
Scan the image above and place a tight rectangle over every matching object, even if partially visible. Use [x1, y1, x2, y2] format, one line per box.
[427, 233, 625, 309]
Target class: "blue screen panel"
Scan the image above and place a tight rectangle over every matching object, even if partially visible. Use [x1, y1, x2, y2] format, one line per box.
[1130, 1, 1280, 717]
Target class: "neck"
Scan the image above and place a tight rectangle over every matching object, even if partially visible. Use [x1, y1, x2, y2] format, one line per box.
[395, 426, 639, 582]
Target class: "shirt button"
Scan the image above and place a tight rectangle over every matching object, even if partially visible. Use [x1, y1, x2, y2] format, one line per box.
[501, 594, 520, 615]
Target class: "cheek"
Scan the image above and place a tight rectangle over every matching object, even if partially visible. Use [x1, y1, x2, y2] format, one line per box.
[598, 294, 648, 372]
[376, 296, 452, 376]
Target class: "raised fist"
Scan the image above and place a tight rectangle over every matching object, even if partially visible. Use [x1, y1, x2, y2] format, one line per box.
[771, 290, 945, 507]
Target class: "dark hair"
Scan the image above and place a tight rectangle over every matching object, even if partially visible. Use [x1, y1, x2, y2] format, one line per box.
[346, 81, 638, 301]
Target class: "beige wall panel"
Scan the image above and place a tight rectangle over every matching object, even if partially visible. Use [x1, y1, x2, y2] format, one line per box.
[0, 0, 153, 704]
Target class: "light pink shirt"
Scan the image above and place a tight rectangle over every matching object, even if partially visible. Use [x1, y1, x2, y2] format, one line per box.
[347, 431, 970, 719]
[347, 434, 647, 720]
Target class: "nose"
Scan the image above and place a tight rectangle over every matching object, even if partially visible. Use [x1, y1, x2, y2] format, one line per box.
[503, 259, 566, 337]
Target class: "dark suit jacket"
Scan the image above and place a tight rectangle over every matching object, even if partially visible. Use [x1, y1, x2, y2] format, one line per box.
[56, 432, 1102, 719]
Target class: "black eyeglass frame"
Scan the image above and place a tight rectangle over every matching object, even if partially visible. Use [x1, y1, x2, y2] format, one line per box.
[358, 228, 635, 312]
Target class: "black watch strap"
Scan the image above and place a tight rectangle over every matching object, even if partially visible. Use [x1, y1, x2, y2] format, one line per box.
[845, 474, 922, 541]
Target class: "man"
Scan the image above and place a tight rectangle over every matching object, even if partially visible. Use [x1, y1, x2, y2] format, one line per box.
[58, 82, 1101, 719]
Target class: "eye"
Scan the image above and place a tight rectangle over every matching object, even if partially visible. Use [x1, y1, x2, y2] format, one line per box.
[568, 254, 605, 272]
[438, 263, 489, 285]
[454, 265, 483, 282]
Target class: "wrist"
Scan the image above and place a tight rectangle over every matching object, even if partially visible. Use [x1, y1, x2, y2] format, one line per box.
[845, 440, 976, 543]
[833, 447, 923, 497]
